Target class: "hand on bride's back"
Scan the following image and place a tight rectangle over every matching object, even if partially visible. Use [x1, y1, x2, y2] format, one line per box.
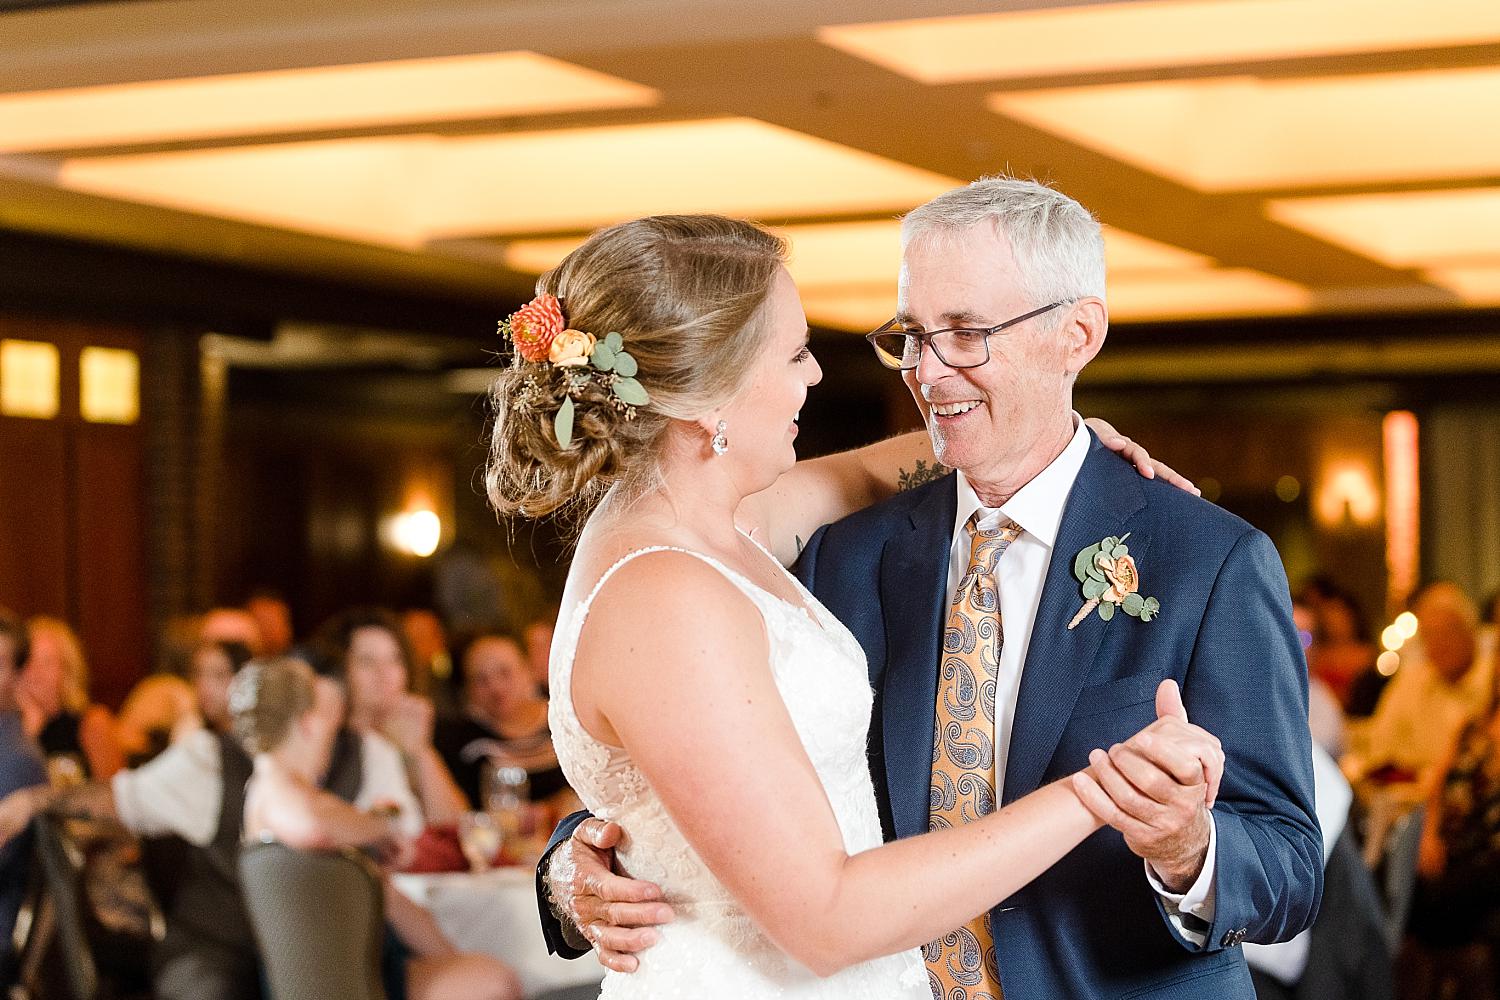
[549, 816, 675, 972]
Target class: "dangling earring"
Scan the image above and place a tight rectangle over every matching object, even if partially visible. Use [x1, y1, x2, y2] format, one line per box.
[711, 420, 729, 456]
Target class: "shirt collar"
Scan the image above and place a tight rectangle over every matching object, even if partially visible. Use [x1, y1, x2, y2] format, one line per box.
[953, 413, 1090, 549]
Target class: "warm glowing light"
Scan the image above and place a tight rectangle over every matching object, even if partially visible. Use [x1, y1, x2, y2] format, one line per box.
[0, 52, 659, 153]
[798, 287, 899, 332]
[390, 510, 441, 558]
[818, 0, 1500, 84]
[1383, 411, 1420, 610]
[1381, 624, 1406, 652]
[1376, 650, 1401, 676]
[60, 119, 960, 248]
[1274, 476, 1301, 502]
[1315, 462, 1381, 527]
[990, 66, 1500, 192]
[79, 347, 139, 424]
[0, 339, 60, 419]
[1426, 266, 1500, 305]
[1106, 269, 1313, 321]
[1268, 188, 1500, 269]
[1395, 611, 1419, 639]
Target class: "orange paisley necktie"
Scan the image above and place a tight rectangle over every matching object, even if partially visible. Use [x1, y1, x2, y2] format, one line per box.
[924, 513, 1022, 1000]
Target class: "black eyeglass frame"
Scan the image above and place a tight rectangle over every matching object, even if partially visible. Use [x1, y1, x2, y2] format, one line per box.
[864, 300, 1068, 370]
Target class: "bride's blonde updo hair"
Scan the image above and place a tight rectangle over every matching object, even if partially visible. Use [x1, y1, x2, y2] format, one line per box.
[485, 215, 787, 519]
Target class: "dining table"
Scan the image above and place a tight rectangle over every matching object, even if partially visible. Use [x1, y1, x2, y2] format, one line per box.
[393, 866, 604, 998]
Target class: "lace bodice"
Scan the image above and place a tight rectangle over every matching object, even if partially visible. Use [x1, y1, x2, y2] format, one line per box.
[550, 541, 929, 999]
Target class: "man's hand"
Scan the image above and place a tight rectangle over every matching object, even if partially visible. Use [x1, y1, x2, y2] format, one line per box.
[548, 817, 674, 972]
[1071, 681, 1222, 892]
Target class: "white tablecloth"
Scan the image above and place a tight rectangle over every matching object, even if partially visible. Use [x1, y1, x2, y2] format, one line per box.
[393, 868, 604, 998]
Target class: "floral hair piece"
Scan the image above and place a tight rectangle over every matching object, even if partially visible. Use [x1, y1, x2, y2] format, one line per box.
[499, 293, 651, 450]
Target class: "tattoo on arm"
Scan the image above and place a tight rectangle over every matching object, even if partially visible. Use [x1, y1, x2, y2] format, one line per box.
[897, 459, 951, 492]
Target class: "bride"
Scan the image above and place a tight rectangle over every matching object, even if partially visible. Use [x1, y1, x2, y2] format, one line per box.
[486, 215, 1217, 998]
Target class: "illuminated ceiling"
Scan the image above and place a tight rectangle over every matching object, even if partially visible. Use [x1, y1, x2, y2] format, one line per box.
[3, 0, 1500, 330]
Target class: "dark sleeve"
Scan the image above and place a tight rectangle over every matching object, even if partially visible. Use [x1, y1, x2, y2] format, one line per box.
[1169, 529, 1324, 952]
[536, 809, 593, 958]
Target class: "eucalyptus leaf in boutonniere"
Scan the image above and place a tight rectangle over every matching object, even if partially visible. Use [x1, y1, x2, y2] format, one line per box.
[1067, 533, 1161, 630]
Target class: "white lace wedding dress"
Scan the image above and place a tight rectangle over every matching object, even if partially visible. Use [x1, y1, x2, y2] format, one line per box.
[550, 542, 931, 1000]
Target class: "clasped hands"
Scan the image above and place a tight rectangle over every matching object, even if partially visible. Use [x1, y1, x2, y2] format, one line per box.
[549, 679, 1222, 971]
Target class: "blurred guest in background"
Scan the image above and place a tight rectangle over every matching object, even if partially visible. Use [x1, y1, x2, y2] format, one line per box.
[118, 640, 253, 763]
[1300, 578, 1382, 715]
[0, 608, 45, 988]
[1366, 582, 1493, 786]
[316, 608, 466, 827]
[245, 590, 295, 658]
[1407, 680, 1500, 999]
[521, 606, 557, 695]
[434, 633, 572, 813]
[17, 615, 122, 780]
[235, 657, 522, 1000]
[401, 608, 453, 703]
[200, 606, 265, 656]
[1293, 594, 1348, 759]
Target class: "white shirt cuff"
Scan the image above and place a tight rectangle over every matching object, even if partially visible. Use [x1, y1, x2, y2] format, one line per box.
[1144, 814, 1217, 945]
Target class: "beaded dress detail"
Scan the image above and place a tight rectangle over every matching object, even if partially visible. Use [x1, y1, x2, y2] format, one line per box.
[550, 542, 930, 999]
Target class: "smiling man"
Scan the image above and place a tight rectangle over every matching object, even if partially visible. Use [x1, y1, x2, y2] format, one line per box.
[537, 178, 1322, 999]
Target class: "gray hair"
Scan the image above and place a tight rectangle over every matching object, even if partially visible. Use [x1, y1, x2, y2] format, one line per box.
[900, 176, 1106, 308]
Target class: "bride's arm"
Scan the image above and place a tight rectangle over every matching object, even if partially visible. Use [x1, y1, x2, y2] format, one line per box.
[741, 418, 1194, 567]
[576, 554, 1106, 975]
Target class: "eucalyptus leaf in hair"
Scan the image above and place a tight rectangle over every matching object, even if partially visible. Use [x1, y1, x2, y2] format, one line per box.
[613, 350, 639, 377]
[612, 377, 650, 406]
[555, 395, 576, 449]
[590, 343, 616, 372]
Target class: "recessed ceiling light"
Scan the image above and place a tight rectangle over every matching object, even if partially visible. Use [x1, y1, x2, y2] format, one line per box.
[0, 51, 659, 153]
[819, 0, 1500, 84]
[1268, 187, 1500, 266]
[990, 66, 1500, 192]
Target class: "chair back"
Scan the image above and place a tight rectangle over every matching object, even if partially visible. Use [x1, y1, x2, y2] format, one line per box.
[238, 840, 387, 1000]
[1378, 804, 1425, 951]
[29, 814, 99, 1000]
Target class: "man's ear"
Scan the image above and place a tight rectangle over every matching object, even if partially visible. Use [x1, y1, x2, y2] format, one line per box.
[1062, 297, 1109, 375]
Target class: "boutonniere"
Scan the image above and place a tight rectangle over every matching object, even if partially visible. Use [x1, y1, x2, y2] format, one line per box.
[1067, 533, 1161, 630]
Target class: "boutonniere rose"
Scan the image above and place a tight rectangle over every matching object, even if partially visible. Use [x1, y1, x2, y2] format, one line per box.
[1068, 533, 1161, 630]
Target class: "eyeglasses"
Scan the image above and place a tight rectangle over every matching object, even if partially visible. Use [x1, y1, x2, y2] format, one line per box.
[864, 301, 1066, 371]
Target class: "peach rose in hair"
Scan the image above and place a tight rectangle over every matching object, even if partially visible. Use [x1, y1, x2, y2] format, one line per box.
[549, 329, 597, 367]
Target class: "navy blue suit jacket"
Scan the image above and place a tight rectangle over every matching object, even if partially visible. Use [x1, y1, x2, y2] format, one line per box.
[795, 433, 1321, 998]
[537, 433, 1322, 997]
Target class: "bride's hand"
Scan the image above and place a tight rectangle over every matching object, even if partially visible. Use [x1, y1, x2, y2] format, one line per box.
[1084, 418, 1199, 496]
[550, 817, 675, 972]
[1069, 681, 1223, 892]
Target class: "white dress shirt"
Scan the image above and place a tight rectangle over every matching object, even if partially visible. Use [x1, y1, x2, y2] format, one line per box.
[947, 414, 1217, 941]
[113, 728, 425, 845]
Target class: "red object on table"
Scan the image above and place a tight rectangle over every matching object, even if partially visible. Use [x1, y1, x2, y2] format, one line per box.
[403, 825, 471, 873]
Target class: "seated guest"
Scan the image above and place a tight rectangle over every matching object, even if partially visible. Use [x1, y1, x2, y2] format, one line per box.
[0, 608, 46, 988]
[1301, 579, 1382, 715]
[316, 608, 466, 827]
[0, 649, 422, 1000]
[435, 633, 574, 812]
[234, 658, 521, 1000]
[118, 641, 253, 764]
[1408, 689, 1500, 998]
[18, 616, 123, 780]
[1366, 582, 1493, 785]
[1294, 595, 1348, 758]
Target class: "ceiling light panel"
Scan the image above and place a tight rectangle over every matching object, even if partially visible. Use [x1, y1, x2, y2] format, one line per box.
[1106, 269, 1313, 321]
[1267, 187, 1500, 266]
[819, 0, 1500, 84]
[58, 119, 961, 247]
[0, 52, 659, 153]
[990, 66, 1500, 191]
[1425, 266, 1500, 304]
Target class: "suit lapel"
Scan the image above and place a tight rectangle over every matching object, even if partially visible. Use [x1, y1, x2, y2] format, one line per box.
[1002, 438, 1149, 804]
[879, 476, 957, 840]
